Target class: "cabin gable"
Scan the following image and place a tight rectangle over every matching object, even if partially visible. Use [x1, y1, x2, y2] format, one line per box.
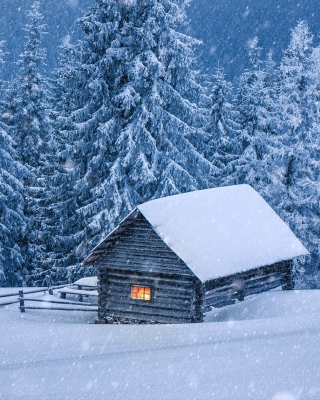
[93, 212, 203, 324]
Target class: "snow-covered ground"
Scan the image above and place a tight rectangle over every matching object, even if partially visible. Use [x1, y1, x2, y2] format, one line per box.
[1, 289, 320, 400]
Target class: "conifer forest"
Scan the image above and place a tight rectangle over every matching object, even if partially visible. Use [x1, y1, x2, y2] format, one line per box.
[0, 0, 319, 288]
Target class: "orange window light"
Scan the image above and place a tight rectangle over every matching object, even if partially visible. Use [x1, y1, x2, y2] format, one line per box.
[131, 286, 151, 301]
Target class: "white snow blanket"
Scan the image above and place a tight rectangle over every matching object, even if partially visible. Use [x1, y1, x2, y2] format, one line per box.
[1, 289, 320, 399]
[138, 185, 309, 281]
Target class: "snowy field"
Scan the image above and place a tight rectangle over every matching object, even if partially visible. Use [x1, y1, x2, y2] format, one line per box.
[1, 289, 320, 400]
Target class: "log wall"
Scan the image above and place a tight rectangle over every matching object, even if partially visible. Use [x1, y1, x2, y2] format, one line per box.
[203, 260, 293, 310]
[95, 214, 203, 324]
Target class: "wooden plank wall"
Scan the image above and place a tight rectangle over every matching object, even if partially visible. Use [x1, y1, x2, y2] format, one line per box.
[204, 260, 293, 310]
[95, 214, 203, 323]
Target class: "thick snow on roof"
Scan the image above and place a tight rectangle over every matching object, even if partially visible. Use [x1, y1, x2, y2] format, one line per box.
[138, 185, 309, 282]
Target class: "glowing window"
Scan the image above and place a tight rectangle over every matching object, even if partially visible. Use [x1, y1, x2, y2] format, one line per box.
[131, 286, 151, 301]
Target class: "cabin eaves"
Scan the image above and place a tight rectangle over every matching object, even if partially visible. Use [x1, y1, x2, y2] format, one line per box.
[84, 185, 308, 282]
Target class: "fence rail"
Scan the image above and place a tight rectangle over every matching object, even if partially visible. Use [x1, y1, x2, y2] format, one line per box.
[1, 282, 98, 313]
[18, 289, 98, 313]
[18, 296, 96, 306]
[0, 284, 72, 299]
[19, 306, 98, 312]
[0, 300, 19, 306]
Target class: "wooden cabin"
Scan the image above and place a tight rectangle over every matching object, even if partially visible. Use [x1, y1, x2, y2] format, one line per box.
[83, 185, 308, 324]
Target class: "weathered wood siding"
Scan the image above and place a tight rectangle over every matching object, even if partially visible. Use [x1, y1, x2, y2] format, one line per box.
[95, 214, 203, 323]
[203, 260, 293, 310]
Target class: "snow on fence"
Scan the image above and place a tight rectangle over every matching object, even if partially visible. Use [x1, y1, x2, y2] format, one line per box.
[0, 284, 72, 307]
[1, 276, 99, 313]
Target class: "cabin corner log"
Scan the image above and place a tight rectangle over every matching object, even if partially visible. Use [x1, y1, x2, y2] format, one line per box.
[191, 281, 204, 323]
[282, 262, 294, 290]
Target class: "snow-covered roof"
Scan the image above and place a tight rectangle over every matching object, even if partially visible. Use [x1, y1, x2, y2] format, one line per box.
[137, 185, 309, 282]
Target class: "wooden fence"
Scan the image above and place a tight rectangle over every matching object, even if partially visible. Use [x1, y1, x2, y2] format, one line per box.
[0, 284, 72, 307]
[18, 289, 98, 313]
[1, 280, 98, 313]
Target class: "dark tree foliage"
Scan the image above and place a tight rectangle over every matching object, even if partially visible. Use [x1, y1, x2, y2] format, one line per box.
[1, 4, 320, 289]
[2, 1, 54, 284]
[49, 0, 217, 277]
[0, 120, 28, 286]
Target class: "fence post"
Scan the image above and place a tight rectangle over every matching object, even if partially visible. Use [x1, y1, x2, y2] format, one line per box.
[19, 290, 25, 313]
[45, 275, 53, 295]
[77, 285, 83, 302]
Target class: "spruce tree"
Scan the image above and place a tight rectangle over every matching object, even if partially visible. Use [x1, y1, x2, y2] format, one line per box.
[0, 121, 29, 286]
[4, 1, 54, 283]
[0, 41, 28, 286]
[205, 66, 241, 177]
[222, 38, 280, 198]
[40, 42, 85, 275]
[0, 122, 28, 286]
[53, 0, 217, 266]
[275, 21, 320, 280]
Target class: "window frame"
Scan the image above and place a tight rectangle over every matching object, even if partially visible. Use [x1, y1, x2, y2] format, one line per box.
[131, 285, 153, 301]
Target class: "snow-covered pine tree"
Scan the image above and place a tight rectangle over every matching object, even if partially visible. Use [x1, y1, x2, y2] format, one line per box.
[0, 42, 29, 286]
[222, 38, 281, 200]
[304, 43, 320, 284]
[205, 66, 241, 176]
[52, 0, 217, 268]
[3, 1, 54, 283]
[0, 121, 28, 286]
[33, 40, 93, 284]
[42, 31, 106, 277]
[275, 21, 320, 282]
